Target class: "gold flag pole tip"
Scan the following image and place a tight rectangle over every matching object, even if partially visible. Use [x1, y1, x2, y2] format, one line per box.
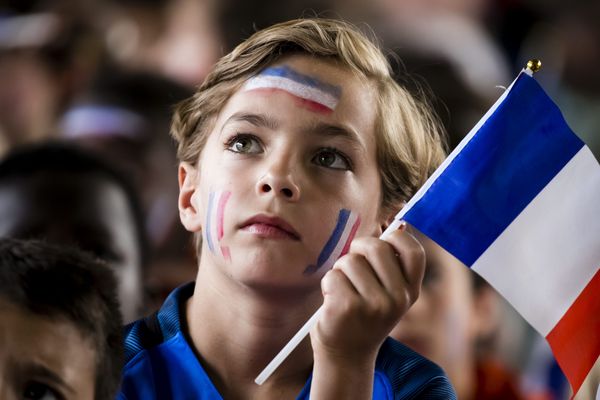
[526, 59, 542, 73]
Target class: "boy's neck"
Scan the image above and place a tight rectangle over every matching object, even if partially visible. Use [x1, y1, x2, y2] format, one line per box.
[184, 262, 321, 398]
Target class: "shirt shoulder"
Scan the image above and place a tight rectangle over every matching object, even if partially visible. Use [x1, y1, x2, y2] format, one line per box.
[374, 337, 457, 400]
[123, 283, 194, 364]
[119, 283, 225, 400]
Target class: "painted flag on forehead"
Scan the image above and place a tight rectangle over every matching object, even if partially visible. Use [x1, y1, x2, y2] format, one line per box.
[394, 68, 600, 398]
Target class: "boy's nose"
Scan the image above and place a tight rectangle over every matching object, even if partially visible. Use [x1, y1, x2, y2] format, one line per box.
[256, 171, 301, 201]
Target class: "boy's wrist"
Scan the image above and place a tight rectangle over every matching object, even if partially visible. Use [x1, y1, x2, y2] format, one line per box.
[312, 346, 377, 374]
[311, 351, 376, 399]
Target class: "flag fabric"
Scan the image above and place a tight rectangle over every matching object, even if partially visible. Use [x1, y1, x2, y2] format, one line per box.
[395, 70, 600, 397]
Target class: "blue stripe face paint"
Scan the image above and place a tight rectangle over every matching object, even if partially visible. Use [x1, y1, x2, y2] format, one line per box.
[304, 209, 361, 275]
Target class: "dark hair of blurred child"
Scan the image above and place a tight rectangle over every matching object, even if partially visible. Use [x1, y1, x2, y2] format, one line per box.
[0, 237, 123, 400]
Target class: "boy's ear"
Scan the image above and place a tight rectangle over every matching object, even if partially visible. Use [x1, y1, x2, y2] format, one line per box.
[178, 162, 203, 232]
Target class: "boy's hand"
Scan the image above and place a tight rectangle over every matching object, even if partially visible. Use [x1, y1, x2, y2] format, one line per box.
[309, 224, 425, 398]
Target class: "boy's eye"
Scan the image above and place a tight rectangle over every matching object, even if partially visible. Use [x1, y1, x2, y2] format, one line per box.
[22, 382, 62, 400]
[226, 134, 262, 154]
[312, 148, 351, 170]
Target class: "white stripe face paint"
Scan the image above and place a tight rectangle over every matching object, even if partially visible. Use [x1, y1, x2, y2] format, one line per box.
[243, 65, 342, 113]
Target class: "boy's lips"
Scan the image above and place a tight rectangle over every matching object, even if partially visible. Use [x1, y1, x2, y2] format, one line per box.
[239, 214, 301, 240]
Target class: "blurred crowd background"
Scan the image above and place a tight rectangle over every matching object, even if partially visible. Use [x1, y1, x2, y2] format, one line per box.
[0, 0, 598, 399]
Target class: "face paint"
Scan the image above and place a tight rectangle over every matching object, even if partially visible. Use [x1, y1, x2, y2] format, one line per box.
[243, 65, 342, 114]
[304, 209, 361, 275]
[205, 190, 232, 261]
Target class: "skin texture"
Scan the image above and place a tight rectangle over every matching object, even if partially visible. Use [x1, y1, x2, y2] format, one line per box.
[0, 172, 143, 322]
[0, 298, 96, 400]
[178, 54, 426, 399]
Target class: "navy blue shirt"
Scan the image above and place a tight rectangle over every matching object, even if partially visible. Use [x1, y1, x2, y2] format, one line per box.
[119, 283, 456, 399]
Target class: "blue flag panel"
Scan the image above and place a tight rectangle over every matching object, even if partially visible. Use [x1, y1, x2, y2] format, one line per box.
[403, 74, 584, 266]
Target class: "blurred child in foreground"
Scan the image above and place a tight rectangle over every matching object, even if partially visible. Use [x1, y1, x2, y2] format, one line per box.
[0, 237, 123, 399]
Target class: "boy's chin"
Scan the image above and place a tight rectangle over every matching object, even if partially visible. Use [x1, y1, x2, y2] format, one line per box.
[236, 275, 322, 303]
[228, 247, 311, 272]
[229, 262, 321, 294]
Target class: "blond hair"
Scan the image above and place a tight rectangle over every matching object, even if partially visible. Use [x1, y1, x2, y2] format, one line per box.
[171, 18, 446, 215]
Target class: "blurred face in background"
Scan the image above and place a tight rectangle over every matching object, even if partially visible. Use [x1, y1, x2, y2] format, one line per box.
[390, 233, 497, 399]
[0, 52, 61, 149]
[0, 171, 143, 322]
[0, 297, 96, 400]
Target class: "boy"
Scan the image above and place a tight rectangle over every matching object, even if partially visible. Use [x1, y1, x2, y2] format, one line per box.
[0, 237, 123, 400]
[120, 18, 456, 399]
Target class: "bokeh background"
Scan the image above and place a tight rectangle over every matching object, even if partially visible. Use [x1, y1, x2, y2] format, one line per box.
[1, 0, 598, 398]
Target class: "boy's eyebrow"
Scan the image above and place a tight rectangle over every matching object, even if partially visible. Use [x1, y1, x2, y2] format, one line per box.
[221, 112, 279, 131]
[306, 122, 366, 150]
[221, 112, 366, 150]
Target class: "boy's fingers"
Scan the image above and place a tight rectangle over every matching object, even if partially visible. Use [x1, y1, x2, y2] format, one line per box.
[349, 227, 425, 305]
[348, 237, 404, 294]
[332, 253, 386, 300]
[320, 268, 363, 323]
[386, 227, 426, 303]
[321, 268, 358, 300]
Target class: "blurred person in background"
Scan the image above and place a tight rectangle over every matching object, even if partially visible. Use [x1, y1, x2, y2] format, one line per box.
[517, 1, 600, 159]
[391, 233, 527, 400]
[215, 0, 333, 52]
[91, 0, 222, 87]
[332, 0, 512, 104]
[0, 5, 99, 154]
[0, 142, 148, 322]
[388, 52, 490, 149]
[58, 68, 197, 311]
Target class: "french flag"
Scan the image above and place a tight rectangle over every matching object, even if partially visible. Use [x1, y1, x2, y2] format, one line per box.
[394, 69, 600, 397]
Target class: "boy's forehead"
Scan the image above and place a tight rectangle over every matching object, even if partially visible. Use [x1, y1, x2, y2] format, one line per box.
[238, 55, 375, 120]
[245, 64, 342, 113]
[254, 55, 349, 90]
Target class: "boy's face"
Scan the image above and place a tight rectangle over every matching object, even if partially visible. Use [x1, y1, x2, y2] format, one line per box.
[181, 54, 386, 289]
[0, 298, 96, 400]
